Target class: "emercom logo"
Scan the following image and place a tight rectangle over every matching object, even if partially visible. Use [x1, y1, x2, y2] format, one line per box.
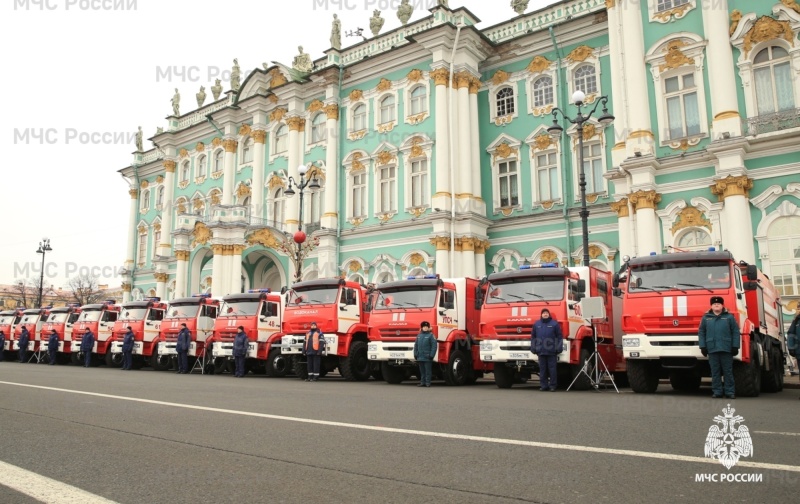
[704, 404, 753, 470]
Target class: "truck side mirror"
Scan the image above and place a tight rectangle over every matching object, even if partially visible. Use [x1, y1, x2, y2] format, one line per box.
[745, 265, 757, 280]
[612, 288, 622, 297]
[743, 281, 757, 291]
[612, 274, 620, 288]
[576, 279, 586, 293]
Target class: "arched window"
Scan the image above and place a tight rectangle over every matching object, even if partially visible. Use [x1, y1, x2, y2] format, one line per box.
[275, 125, 288, 154]
[753, 46, 795, 116]
[141, 190, 150, 211]
[656, 0, 688, 12]
[767, 215, 800, 296]
[351, 170, 367, 218]
[153, 225, 161, 257]
[379, 95, 395, 124]
[496, 87, 515, 117]
[533, 76, 554, 108]
[352, 104, 367, 131]
[180, 161, 190, 183]
[410, 86, 427, 115]
[213, 150, 223, 175]
[411, 159, 428, 207]
[581, 141, 604, 194]
[271, 188, 285, 228]
[676, 229, 712, 250]
[156, 186, 164, 208]
[311, 113, 326, 144]
[378, 164, 396, 213]
[574, 65, 597, 95]
[242, 137, 254, 163]
[137, 229, 148, 265]
[498, 159, 518, 207]
[197, 155, 207, 178]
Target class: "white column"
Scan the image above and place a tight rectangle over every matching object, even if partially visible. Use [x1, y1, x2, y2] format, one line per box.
[286, 117, 305, 229]
[475, 240, 487, 279]
[431, 68, 450, 209]
[620, 0, 654, 158]
[229, 246, 245, 294]
[174, 251, 189, 299]
[630, 191, 662, 256]
[222, 139, 238, 205]
[155, 273, 167, 300]
[211, 245, 224, 297]
[461, 238, 476, 279]
[611, 199, 633, 260]
[122, 284, 131, 304]
[702, 0, 742, 138]
[434, 238, 450, 278]
[606, 0, 628, 167]
[158, 161, 176, 256]
[455, 73, 472, 206]
[251, 130, 267, 220]
[126, 188, 139, 267]
[713, 177, 756, 264]
[322, 104, 340, 230]
[469, 79, 482, 207]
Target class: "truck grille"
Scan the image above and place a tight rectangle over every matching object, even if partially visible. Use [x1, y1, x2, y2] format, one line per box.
[642, 316, 703, 331]
[493, 324, 533, 337]
[378, 328, 418, 338]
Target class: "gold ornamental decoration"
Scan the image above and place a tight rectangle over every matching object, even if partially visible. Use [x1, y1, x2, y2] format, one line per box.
[137, 224, 147, 234]
[251, 130, 267, 144]
[588, 245, 602, 260]
[781, 0, 800, 15]
[629, 190, 662, 211]
[210, 189, 222, 205]
[246, 229, 283, 249]
[653, 2, 691, 22]
[454, 71, 473, 89]
[407, 69, 424, 83]
[494, 142, 518, 161]
[179, 149, 189, 159]
[348, 261, 362, 273]
[351, 152, 365, 171]
[308, 99, 325, 113]
[429, 236, 450, 251]
[609, 199, 630, 218]
[743, 16, 794, 57]
[286, 117, 306, 132]
[349, 89, 364, 102]
[566, 45, 594, 64]
[175, 250, 190, 261]
[490, 70, 510, 87]
[671, 206, 712, 234]
[191, 221, 212, 248]
[223, 139, 238, 153]
[268, 68, 287, 88]
[268, 94, 279, 104]
[582, 123, 599, 141]
[659, 40, 695, 72]
[410, 207, 426, 218]
[196, 142, 205, 152]
[409, 253, 425, 267]
[468, 77, 482, 94]
[605, 0, 615, 8]
[239, 124, 252, 136]
[533, 133, 554, 151]
[267, 173, 286, 191]
[324, 103, 340, 120]
[410, 136, 424, 158]
[269, 107, 287, 123]
[376, 78, 393, 92]
[163, 160, 176, 173]
[526, 55, 552, 74]
[212, 137, 223, 148]
[711, 175, 754, 201]
[156, 175, 164, 184]
[140, 180, 149, 189]
[193, 198, 205, 211]
[730, 10, 742, 37]
[430, 68, 450, 87]
[176, 199, 187, 214]
[376, 150, 395, 166]
[154, 273, 169, 283]
[129, 189, 138, 199]
[540, 250, 558, 263]
[541, 200, 555, 210]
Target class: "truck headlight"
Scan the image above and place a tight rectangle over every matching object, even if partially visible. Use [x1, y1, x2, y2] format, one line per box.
[367, 344, 378, 352]
[623, 338, 640, 347]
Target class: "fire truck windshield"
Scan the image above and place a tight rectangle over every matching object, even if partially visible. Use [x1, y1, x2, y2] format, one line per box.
[0, 315, 15, 325]
[486, 278, 565, 304]
[288, 287, 338, 306]
[220, 301, 260, 316]
[629, 261, 730, 292]
[19, 313, 40, 324]
[120, 308, 147, 321]
[166, 304, 201, 319]
[77, 310, 102, 322]
[46, 313, 69, 324]
[375, 288, 436, 309]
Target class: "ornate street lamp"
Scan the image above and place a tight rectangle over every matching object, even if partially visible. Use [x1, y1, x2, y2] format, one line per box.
[547, 90, 614, 267]
[36, 238, 52, 308]
[284, 164, 321, 282]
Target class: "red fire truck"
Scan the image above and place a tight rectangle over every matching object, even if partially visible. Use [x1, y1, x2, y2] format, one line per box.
[157, 294, 220, 371]
[108, 298, 167, 369]
[478, 264, 624, 389]
[41, 304, 81, 364]
[12, 307, 51, 362]
[616, 249, 786, 396]
[0, 308, 25, 358]
[280, 279, 375, 381]
[71, 300, 121, 366]
[367, 276, 490, 385]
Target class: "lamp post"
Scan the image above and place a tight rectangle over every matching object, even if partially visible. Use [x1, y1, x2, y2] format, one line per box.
[284, 164, 321, 282]
[35, 238, 52, 308]
[547, 90, 614, 267]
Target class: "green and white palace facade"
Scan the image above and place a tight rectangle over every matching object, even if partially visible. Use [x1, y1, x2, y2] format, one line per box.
[119, 0, 800, 320]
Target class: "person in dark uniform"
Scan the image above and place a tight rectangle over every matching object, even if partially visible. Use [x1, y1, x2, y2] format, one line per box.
[47, 329, 59, 365]
[18, 327, 30, 363]
[303, 322, 326, 382]
[232, 326, 248, 378]
[413, 321, 436, 387]
[121, 327, 135, 370]
[176, 323, 191, 374]
[699, 296, 740, 399]
[0, 330, 6, 362]
[80, 328, 95, 368]
[531, 308, 564, 391]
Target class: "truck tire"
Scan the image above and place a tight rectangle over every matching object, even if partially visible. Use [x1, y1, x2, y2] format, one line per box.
[444, 349, 473, 386]
[105, 351, 123, 368]
[150, 353, 172, 371]
[293, 356, 308, 380]
[627, 360, 659, 393]
[371, 364, 383, 381]
[265, 349, 289, 377]
[569, 348, 595, 391]
[213, 357, 227, 375]
[381, 362, 405, 384]
[339, 341, 371, 381]
[733, 340, 761, 397]
[760, 344, 784, 393]
[669, 371, 701, 392]
[493, 365, 514, 389]
[70, 352, 81, 366]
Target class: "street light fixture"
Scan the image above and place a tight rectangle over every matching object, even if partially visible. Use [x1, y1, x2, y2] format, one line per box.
[284, 164, 321, 282]
[547, 90, 614, 267]
[35, 238, 52, 308]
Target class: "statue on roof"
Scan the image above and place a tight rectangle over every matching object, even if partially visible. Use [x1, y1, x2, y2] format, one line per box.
[171, 88, 180, 116]
[331, 14, 342, 50]
[135, 126, 143, 152]
[292, 46, 314, 73]
[437, 0, 449, 8]
[211, 79, 223, 100]
[370, 10, 384, 37]
[511, 0, 529, 15]
[231, 59, 241, 92]
[397, 0, 413, 26]
[196, 86, 206, 107]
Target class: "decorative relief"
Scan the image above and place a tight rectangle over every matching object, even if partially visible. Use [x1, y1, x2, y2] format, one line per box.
[269, 107, 287, 123]
[490, 70, 510, 87]
[212, 137, 223, 148]
[268, 94, 279, 104]
[129, 189, 138, 198]
[605, 0, 615, 8]
[659, 40, 695, 72]
[348, 261, 362, 273]
[495, 115, 514, 126]
[193, 198, 205, 211]
[711, 175, 754, 201]
[730, 10, 742, 37]
[306, 164, 326, 181]
[429, 236, 451, 251]
[532, 104, 554, 117]
[540, 200, 555, 210]
[378, 213, 394, 223]
[247, 229, 283, 249]
[493, 142, 518, 162]
[653, 2, 692, 23]
[194, 176, 206, 185]
[500, 208, 514, 216]
[782, 0, 800, 15]
[210, 170, 223, 180]
[179, 149, 189, 159]
[430, 68, 450, 87]
[628, 190, 662, 211]
[407, 69, 424, 83]
[454, 71, 474, 89]
[582, 123, 599, 141]
[376, 78, 393, 92]
[351, 152, 365, 171]
[210, 190, 222, 205]
[743, 16, 794, 57]
[566, 45, 594, 64]
[223, 139, 238, 153]
[586, 193, 600, 204]
[409, 207, 426, 218]
[239, 124, 252, 136]
[671, 206, 711, 234]
[176, 199, 187, 214]
[191, 221, 212, 248]
[375, 150, 396, 166]
[533, 133, 555, 151]
[410, 136, 425, 158]
[286, 117, 306, 132]
[154, 273, 169, 283]
[348, 129, 368, 141]
[669, 137, 701, 151]
[349, 89, 364, 101]
[156, 175, 164, 184]
[409, 253, 425, 267]
[350, 217, 365, 227]
[175, 250, 190, 261]
[163, 160, 176, 173]
[377, 122, 396, 133]
[609, 199, 630, 218]
[178, 180, 189, 189]
[527, 55, 552, 74]
[588, 245, 602, 260]
[324, 103, 340, 120]
[407, 112, 429, 125]
[251, 130, 267, 144]
[268, 68, 287, 88]
[541, 250, 558, 263]
[468, 77, 482, 95]
[137, 224, 147, 234]
[140, 180, 149, 189]
[308, 99, 325, 113]
[268, 173, 286, 191]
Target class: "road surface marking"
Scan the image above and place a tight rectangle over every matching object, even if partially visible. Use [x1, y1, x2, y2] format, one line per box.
[3, 381, 800, 473]
[0, 460, 117, 504]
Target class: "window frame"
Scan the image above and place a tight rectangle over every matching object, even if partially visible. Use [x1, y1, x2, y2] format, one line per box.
[647, 0, 696, 24]
[752, 45, 796, 117]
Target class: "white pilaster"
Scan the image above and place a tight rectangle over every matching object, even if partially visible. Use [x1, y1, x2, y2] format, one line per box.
[251, 129, 267, 220]
[126, 188, 138, 267]
[455, 73, 472, 203]
[211, 245, 224, 297]
[322, 104, 340, 230]
[222, 139, 238, 205]
[432, 68, 451, 210]
[469, 81, 483, 211]
[174, 252, 189, 299]
[606, 1, 629, 167]
[702, 0, 742, 138]
[620, 0, 655, 158]
[286, 117, 305, 228]
[158, 161, 176, 256]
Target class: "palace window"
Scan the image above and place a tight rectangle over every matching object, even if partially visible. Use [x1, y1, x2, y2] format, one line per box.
[213, 150, 223, 175]
[197, 155, 207, 178]
[379, 95, 396, 125]
[311, 113, 326, 144]
[581, 142, 604, 194]
[141, 190, 150, 212]
[676, 229, 712, 250]
[271, 188, 285, 228]
[156, 186, 164, 209]
[535, 151, 559, 202]
[180, 161, 190, 183]
[498, 160, 519, 208]
[573, 65, 597, 95]
[656, 0, 688, 11]
[496, 87, 515, 117]
[274, 125, 288, 154]
[153, 227, 161, 257]
[664, 73, 701, 140]
[533, 76, 554, 109]
[768, 215, 800, 296]
[378, 165, 396, 213]
[352, 104, 367, 132]
[242, 137, 254, 164]
[351, 170, 367, 218]
[137, 230, 147, 265]
[410, 86, 427, 115]
[411, 159, 428, 207]
[754, 46, 795, 116]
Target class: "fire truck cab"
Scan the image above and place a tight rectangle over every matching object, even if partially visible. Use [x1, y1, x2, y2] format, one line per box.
[109, 298, 167, 369]
[71, 300, 121, 366]
[478, 264, 624, 389]
[367, 276, 489, 386]
[616, 249, 787, 396]
[158, 294, 220, 371]
[0, 308, 25, 358]
[12, 307, 51, 362]
[41, 304, 81, 364]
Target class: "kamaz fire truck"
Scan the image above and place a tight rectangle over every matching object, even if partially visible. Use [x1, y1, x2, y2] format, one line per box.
[71, 300, 121, 366]
[616, 249, 786, 396]
[0, 308, 24, 358]
[367, 276, 491, 385]
[478, 263, 624, 389]
[203, 290, 282, 375]
[157, 294, 220, 371]
[108, 298, 167, 369]
[41, 304, 81, 364]
[12, 307, 51, 362]
[281, 279, 375, 381]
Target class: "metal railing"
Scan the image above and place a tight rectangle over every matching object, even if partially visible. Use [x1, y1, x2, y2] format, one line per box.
[745, 108, 800, 136]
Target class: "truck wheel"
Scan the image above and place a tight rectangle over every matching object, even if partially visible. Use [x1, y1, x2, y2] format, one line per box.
[70, 353, 80, 366]
[212, 357, 227, 375]
[569, 348, 595, 391]
[444, 349, 473, 386]
[760, 344, 784, 393]
[105, 351, 123, 368]
[669, 372, 701, 392]
[265, 349, 289, 377]
[381, 362, 405, 384]
[734, 340, 762, 397]
[627, 360, 659, 393]
[293, 356, 308, 380]
[493, 365, 514, 389]
[339, 341, 370, 381]
[370, 364, 383, 381]
[150, 353, 171, 371]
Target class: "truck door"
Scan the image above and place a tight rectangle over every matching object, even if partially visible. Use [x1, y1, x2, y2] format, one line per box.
[99, 310, 117, 341]
[257, 301, 280, 340]
[144, 308, 163, 343]
[437, 288, 457, 341]
[338, 287, 360, 334]
[734, 267, 747, 340]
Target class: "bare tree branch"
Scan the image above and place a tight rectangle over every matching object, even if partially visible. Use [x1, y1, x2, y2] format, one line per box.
[67, 274, 103, 306]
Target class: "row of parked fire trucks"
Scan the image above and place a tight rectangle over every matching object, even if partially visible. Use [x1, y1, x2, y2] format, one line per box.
[0, 249, 790, 397]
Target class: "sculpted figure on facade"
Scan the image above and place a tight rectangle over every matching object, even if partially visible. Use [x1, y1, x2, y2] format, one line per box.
[156, 127, 163, 135]
[437, 0, 449, 7]
[511, 0, 530, 15]
[293, 46, 314, 72]
[370, 10, 384, 37]
[171, 88, 180, 116]
[397, 0, 413, 26]
[231, 58, 241, 92]
[211, 79, 223, 100]
[331, 14, 342, 50]
[135, 126, 143, 152]
[196, 86, 206, 107]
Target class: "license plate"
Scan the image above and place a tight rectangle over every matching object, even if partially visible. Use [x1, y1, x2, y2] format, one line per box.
[389, 352, 405, 358]
[509, 352, 528, 359]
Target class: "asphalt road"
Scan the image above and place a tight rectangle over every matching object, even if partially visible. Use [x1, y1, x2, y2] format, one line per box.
[1, 362, 798, 503]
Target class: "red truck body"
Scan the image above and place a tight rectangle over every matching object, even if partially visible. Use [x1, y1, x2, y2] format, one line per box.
[41, 304, 81, 363]
[157, 294, 220, 371]
[71, 301, 121, 366]
[12, 307, 51, 361]
[109, 298, 167, 369]
[0, 308, 25, 357]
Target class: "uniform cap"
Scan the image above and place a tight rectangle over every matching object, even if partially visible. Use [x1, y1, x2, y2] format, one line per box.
[710, 296, 724, 305]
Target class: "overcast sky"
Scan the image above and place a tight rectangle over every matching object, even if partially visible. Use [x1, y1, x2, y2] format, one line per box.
[0, 0, 559, 289]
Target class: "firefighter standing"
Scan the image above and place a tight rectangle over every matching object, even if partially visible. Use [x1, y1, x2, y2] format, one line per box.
[176, 323, 191, 374]
[47, 330, 59, 365]
[18, 327, 30, 363]
[303, 322, 325, 382]
[413, 321, 436, 387]
[80, 328, 95, 368]
[232, 326, 248, 378]
[531, 308, 564, 391]
[121, 327, 135, 370]
[699, 296, 740, 399]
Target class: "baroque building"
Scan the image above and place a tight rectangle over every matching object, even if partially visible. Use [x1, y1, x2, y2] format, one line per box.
[119, 0, 800, 321]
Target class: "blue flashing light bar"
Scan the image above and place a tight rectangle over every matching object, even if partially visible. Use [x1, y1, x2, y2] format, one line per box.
[104, 299, 116, 305]
[192, 293, 212, 298]
[67, 303, 81, 308]
[650, 252, 657, 256]
[407, 274, 438, 280]
[519, 262, 558, 270]
[519, 264, 531, 270]
[147, 297, 161, 302]
[708, 247, 716, 252]
[248, 288, 271, 293]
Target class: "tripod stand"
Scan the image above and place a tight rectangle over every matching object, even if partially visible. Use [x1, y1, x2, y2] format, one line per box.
[567, 325, 619, 393]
